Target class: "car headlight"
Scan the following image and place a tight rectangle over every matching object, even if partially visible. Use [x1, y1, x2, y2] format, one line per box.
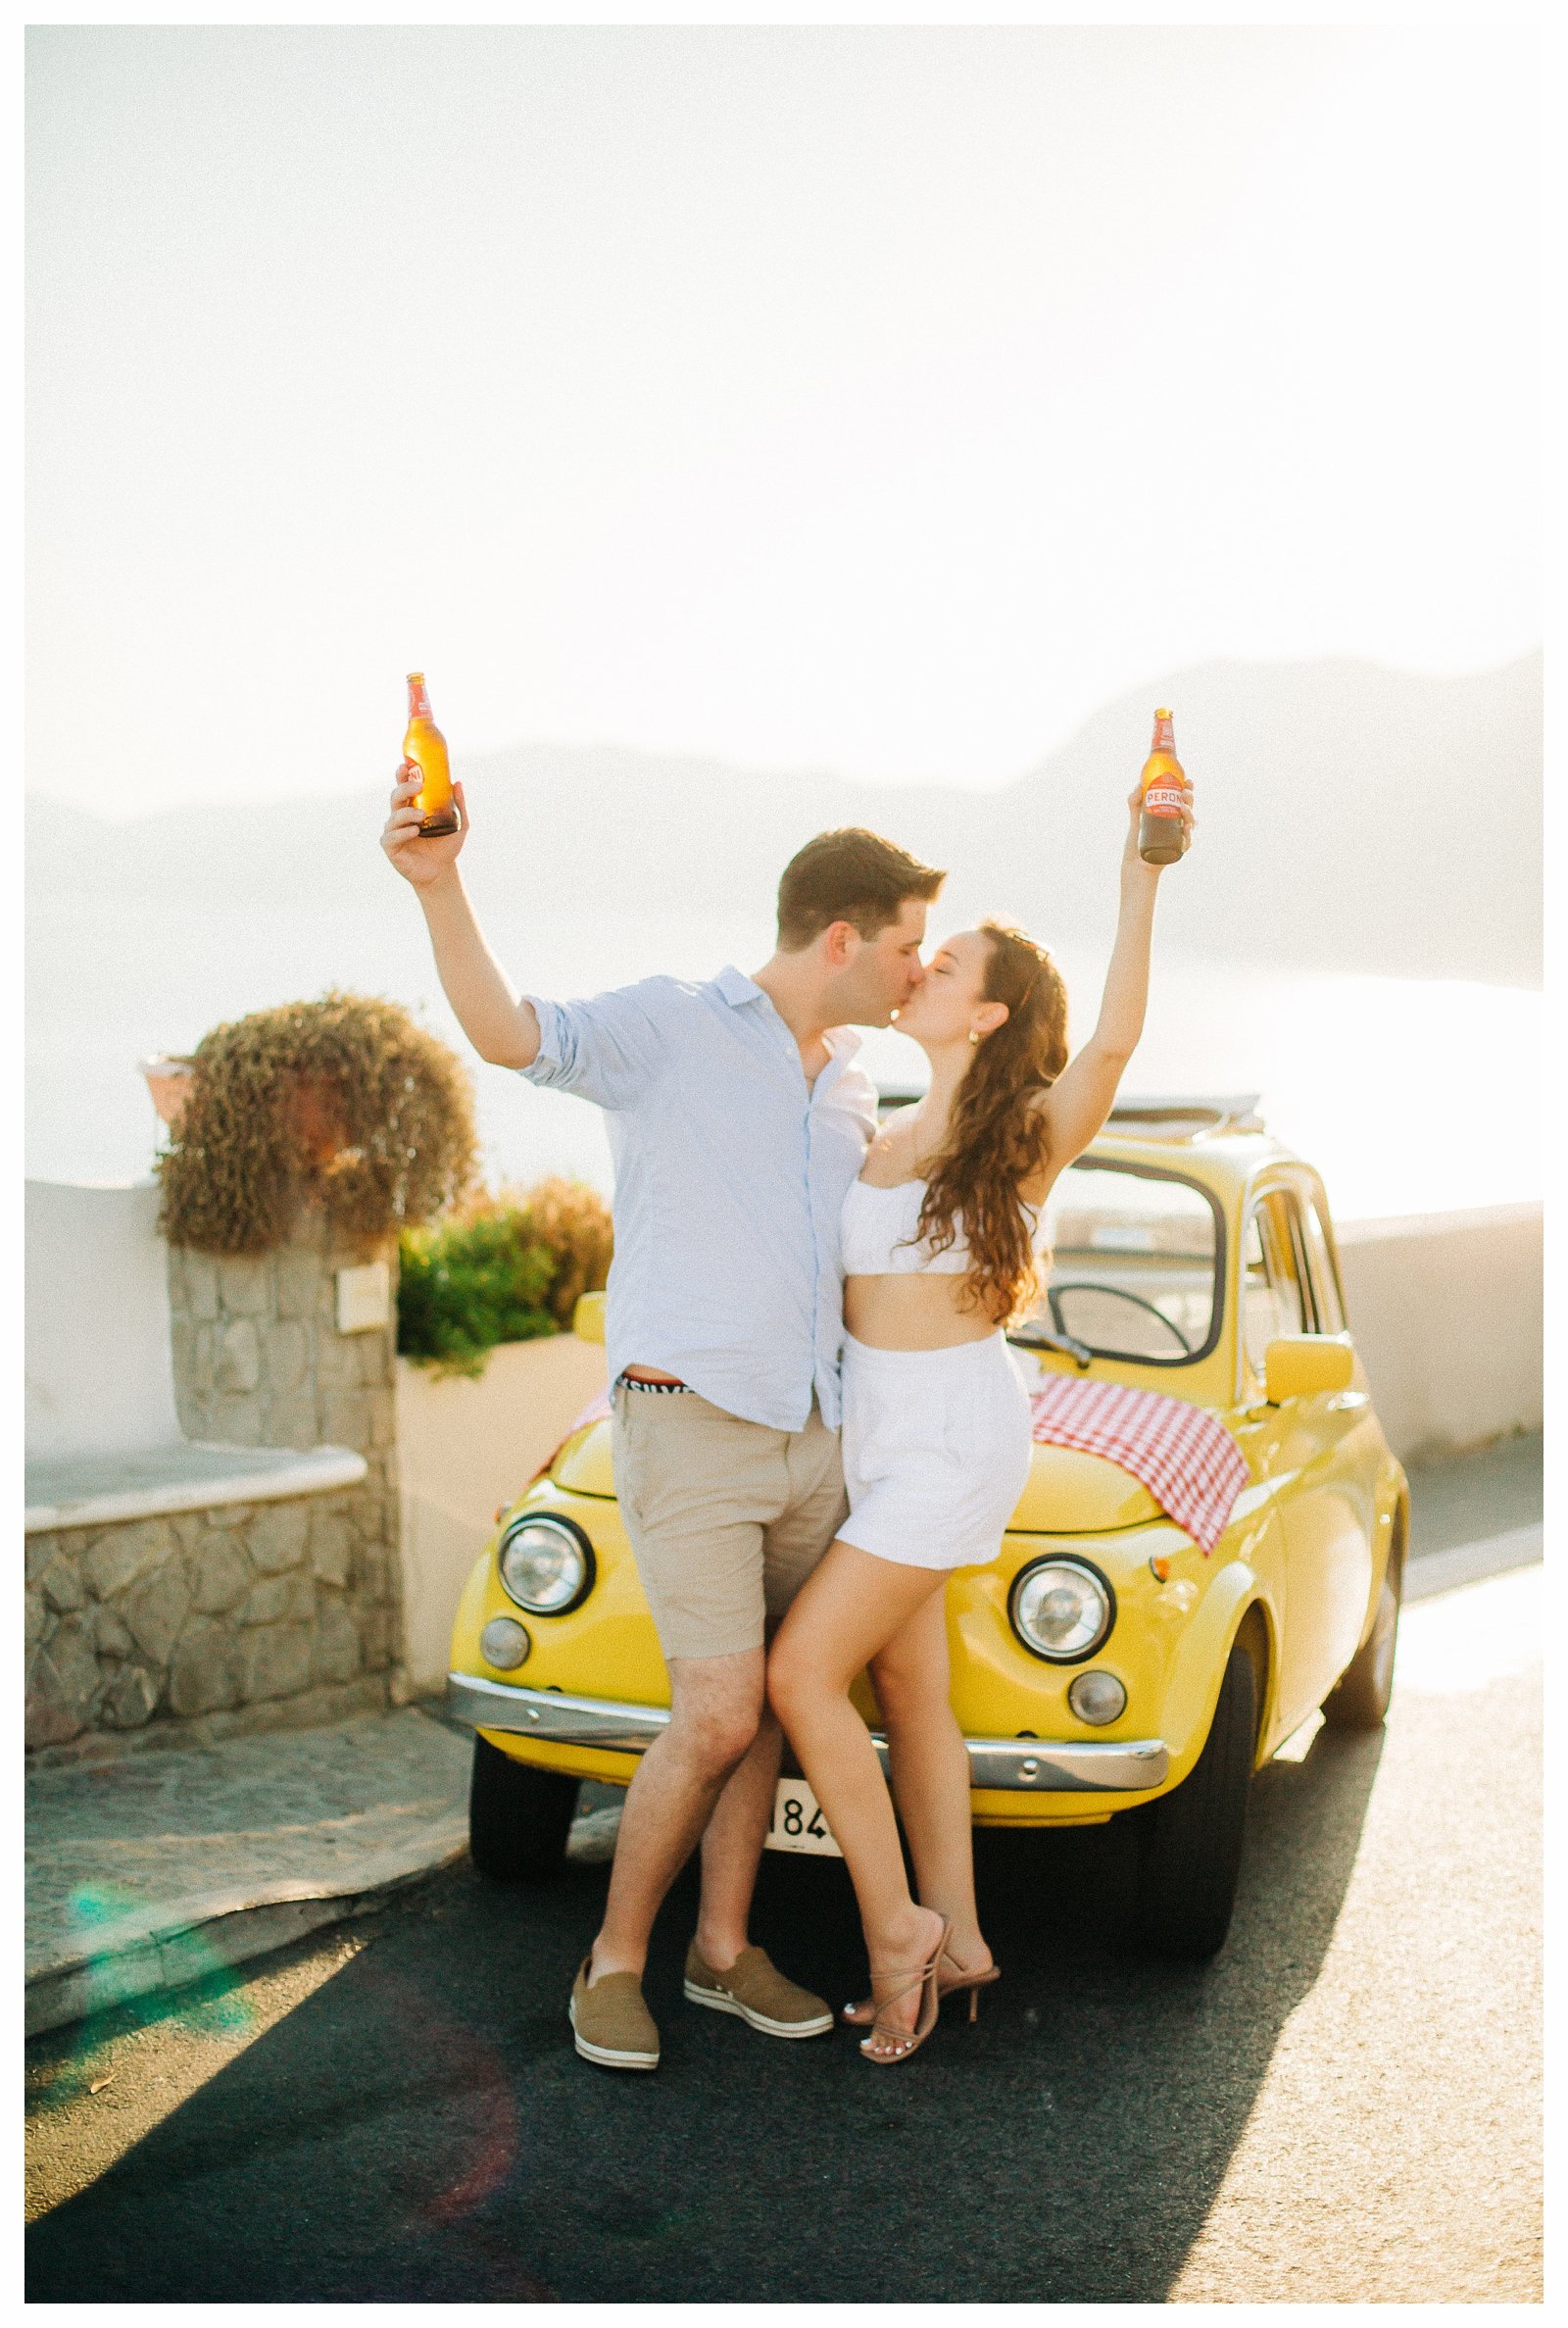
[1067, 1668, 1127, 1725]
[1009, 1556, 1116, 1663]
[497, 1513, 594, 1614]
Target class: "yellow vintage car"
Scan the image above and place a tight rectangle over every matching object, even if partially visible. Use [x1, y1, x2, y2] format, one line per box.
[446, 1093, 1408, 1960]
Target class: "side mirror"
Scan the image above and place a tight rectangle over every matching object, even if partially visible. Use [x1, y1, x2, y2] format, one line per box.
[571, 1291, 607, 1346]
[1264, 1333, 1354, 1403]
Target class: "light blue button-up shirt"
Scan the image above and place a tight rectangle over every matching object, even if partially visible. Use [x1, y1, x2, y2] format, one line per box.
[517, 966, 878, 1430]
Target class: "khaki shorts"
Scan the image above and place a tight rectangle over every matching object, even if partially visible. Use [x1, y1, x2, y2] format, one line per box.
[611, 1383, 849, 1661]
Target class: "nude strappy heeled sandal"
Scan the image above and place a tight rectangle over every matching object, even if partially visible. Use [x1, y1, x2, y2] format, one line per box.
[937, 1948, 1002, 2023]
[845, 1944, 1000, 2030]
[858, 1917, 952, 2066]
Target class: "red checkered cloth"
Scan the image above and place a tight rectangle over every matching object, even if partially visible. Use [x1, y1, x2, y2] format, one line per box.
[1028, 1375, 1249, 1555]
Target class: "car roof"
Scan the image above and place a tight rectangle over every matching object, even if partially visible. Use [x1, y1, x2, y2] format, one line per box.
[874, 1085, 1322, 1206]
[1081, 1127, 1296, 1196]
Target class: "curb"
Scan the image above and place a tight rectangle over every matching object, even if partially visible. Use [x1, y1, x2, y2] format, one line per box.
[1404, 1523, 1542, 1604]
[25, 1831, 467, 2040]
[25, 1798, 624, 2041]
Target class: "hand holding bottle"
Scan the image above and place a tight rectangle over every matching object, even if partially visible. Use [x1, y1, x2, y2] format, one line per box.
[1122, 771, 1195, 873]
[381, 765, 468, 888]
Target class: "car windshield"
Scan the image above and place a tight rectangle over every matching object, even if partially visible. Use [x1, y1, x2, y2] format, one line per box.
[1013, 1159, 1222, 1366]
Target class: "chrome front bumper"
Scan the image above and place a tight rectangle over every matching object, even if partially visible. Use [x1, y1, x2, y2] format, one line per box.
[447, 1673, 1170, 1795]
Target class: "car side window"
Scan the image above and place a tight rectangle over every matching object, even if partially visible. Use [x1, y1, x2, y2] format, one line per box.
[1285, 1204, 1319, 1328]
[1298, 1197, 1347, 1333]
[1242, 1196, 1307, 1379]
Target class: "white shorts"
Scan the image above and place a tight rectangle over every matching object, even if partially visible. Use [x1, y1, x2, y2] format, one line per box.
[838, 1331, 1034, 1571]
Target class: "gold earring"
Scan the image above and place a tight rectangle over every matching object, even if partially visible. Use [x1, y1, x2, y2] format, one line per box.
[968, 1029, 980, 1045]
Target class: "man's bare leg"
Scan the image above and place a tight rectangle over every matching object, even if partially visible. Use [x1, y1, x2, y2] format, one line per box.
[588, 1648, 763, 1984]
[694, 1703, 785, 1969]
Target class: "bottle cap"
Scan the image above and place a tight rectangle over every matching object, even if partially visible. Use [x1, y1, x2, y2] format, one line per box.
[1154, 706, 1171, 719]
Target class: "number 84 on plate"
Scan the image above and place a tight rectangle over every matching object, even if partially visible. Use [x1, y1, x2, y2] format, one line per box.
[766, 1776, 843, 1857]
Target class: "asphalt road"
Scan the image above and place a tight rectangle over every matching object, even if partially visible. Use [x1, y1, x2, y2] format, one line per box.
[26, 1558, 1542, 2304]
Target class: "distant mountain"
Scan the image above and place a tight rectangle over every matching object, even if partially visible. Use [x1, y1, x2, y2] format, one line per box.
[28, 652, 1540, 987]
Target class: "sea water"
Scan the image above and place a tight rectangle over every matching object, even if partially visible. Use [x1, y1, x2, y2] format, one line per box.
[24, 885, 1540, 1225]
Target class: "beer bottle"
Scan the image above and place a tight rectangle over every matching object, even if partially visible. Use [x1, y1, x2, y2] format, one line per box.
[1138, 707, 1186, 866]
[403, 671, 459, 838]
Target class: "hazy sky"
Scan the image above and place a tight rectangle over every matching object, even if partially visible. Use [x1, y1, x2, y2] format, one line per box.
[27, 23, 1539, 818]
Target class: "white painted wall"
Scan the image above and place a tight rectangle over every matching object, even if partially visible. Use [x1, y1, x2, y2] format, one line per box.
[24, 1179, 183, 1460]
[1337, 1202, 1543, 1464]
[395, 1336, 609, 1694]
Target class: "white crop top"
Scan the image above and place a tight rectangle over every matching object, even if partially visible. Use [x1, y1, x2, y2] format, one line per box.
[842, 1176, 1042, 1277]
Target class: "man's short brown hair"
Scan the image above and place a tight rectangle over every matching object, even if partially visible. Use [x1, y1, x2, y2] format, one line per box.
[776, 827, 946, 952]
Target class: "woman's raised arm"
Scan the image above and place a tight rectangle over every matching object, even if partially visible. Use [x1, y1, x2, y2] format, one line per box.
[1034, 774, 1195, 1169]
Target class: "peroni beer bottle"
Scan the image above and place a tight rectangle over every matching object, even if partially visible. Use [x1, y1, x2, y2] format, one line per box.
[404, 672, 459, 838]
[1138, 707, 1186, 866]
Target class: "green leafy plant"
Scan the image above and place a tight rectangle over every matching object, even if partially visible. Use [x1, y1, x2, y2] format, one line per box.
[157, 991, 478, 1255]
[396, 1177, 612, 1376]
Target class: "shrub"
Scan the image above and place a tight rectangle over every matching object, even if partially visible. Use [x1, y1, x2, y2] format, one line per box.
[518, 1176, 616, 1329]
[157, 991, 478, 1255]
[397, 1176, 612, 1376]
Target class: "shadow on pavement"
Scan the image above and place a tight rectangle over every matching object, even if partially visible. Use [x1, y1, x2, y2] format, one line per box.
[26, 1726, 1383, 2303]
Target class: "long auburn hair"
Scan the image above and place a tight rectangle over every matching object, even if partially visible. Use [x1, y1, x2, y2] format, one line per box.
[911, 920, 1070, 1326]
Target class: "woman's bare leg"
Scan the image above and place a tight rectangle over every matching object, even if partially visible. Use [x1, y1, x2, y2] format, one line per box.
[870, 1591, 991, 1975]
[767, 1541, 949, 2056]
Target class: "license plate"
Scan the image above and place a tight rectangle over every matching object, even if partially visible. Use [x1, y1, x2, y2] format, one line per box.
[765, 1776, 842, 1857]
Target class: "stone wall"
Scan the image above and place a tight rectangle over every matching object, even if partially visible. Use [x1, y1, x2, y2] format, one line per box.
[166, 1204, 405, 1694]
[24, 1487, 389, 1753]
[168, 1207, 398, 1465]
[24, 1204, 406, 1758]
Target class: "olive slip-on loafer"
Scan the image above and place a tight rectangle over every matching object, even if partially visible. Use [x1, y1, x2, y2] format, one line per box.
[683, 1943, 834, 2038]
[568, 1957, 660, 2070]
